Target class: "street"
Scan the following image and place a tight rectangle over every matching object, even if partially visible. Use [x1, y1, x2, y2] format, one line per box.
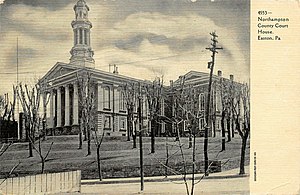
[81, 177, 249, 195]
[80, 167, 249, 195]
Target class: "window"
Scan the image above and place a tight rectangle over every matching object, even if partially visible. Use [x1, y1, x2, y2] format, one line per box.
[119, 91, 125, 111]
[120, 118, 126, 130]
[104, 116, 111, 129]
[199, 93, 205, 111]
[183, 120, 189, 132]
[199, 118, 205, 130]
[103, 86, 110, 109]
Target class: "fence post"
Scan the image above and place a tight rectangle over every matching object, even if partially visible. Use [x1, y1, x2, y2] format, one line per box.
[78, 170, 81, 193]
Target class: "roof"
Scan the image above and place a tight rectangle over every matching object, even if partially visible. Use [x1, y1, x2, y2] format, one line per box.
[38, 62, 149, 89]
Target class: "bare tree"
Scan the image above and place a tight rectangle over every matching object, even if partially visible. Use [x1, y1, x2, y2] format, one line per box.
[77, 71, 96, 156]
[17, 83, 53, 173]
[122, 82, 138, 147]
[159, 76, 201, 195]
[40, 86, 51, 141]
[91, 123, 105, 181]
[144, 77, 164, 153]
[17, 84, 40, 157]
[30, 127, 54, 174]
[232, 83, 250, 175]
[219, 77, 232, 151]
[0, 142, 13, 157]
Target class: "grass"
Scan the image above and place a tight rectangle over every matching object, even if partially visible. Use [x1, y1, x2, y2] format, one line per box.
[0, 135, 250, 179]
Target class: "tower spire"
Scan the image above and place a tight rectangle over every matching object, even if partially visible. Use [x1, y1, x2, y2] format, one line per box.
[70, 0, 95, 68]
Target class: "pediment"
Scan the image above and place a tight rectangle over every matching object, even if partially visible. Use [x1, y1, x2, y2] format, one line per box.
[40, 62, 80, 82]
[174, 71, 209, 84]
[184, 71, 209, 81]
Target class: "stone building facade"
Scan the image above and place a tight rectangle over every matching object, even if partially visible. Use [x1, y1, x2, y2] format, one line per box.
[39, 0, 155, 137]
[39, 0, 241, 138]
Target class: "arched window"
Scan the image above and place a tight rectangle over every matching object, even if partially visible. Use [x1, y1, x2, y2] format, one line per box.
[103, 86, 110, 109]
[119, 91, 125, 111]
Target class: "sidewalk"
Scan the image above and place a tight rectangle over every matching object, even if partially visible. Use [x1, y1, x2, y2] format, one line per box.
[81, 166, 249, 185]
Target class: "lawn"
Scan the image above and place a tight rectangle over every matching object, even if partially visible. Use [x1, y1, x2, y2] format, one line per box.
[0, 135, 250, 179]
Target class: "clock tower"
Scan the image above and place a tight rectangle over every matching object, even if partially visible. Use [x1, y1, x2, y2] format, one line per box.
[70, 0, 95, 68]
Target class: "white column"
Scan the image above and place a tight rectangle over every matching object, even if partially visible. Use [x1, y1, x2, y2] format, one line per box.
[49, 90, 54, 128]
[53, 90, 56, 127]
[73, 83, 79, 125]
[57, 87, 62, 127]
[64, 85, 70, 126]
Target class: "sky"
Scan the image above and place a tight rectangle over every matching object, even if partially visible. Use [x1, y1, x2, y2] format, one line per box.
[0, 0, 249, 95]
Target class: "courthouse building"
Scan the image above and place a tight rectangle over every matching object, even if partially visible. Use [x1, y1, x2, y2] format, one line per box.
[39, 0, 239, 138]
[39, 0, 154, 136]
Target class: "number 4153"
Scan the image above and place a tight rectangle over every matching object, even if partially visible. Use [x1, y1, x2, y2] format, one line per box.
[258, 11, 268, 15]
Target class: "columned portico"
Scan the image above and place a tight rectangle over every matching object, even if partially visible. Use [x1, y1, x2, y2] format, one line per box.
[56, 87, 62, 127]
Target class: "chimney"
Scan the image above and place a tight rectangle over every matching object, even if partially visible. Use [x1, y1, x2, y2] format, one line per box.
[230, 74, 234, 81]
[170, 80, 174, 87]
[217, 70, 222, 77]
[113, 65, 119, 74]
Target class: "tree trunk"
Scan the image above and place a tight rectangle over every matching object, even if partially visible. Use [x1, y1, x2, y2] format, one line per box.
[127, 108, 133, 142]
[78, 120, 83, 149]
[97, 145, 102, 181]
[227, 117, 231, 142]
[165, 135, 169, 177]
[133, 134, 137, 149]
[191, 123, 196, 195]
[78, 131, 82, 149]
[231, 116, 235, 138]
[83, 125, 87, 141]
[188, 130, 192, 149]
[151, 119, 155, 153]
[28, 141, 33, 157]
[41, 158, 45, 174]
[127, 115, 131, 141]
[87, 127, 91, 156]
[239, 137, 247, 175]
[212, 118, 216, 137]
[221, 111, 225, 151]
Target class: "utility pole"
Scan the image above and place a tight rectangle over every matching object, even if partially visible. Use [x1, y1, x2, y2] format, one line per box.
[138, 83, 144, 191]
[17, 37, 20, 140]
[204, 31, 222, 176]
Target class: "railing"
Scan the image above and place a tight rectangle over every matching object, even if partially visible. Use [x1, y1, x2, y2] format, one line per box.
[0, 170, 81, 195]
